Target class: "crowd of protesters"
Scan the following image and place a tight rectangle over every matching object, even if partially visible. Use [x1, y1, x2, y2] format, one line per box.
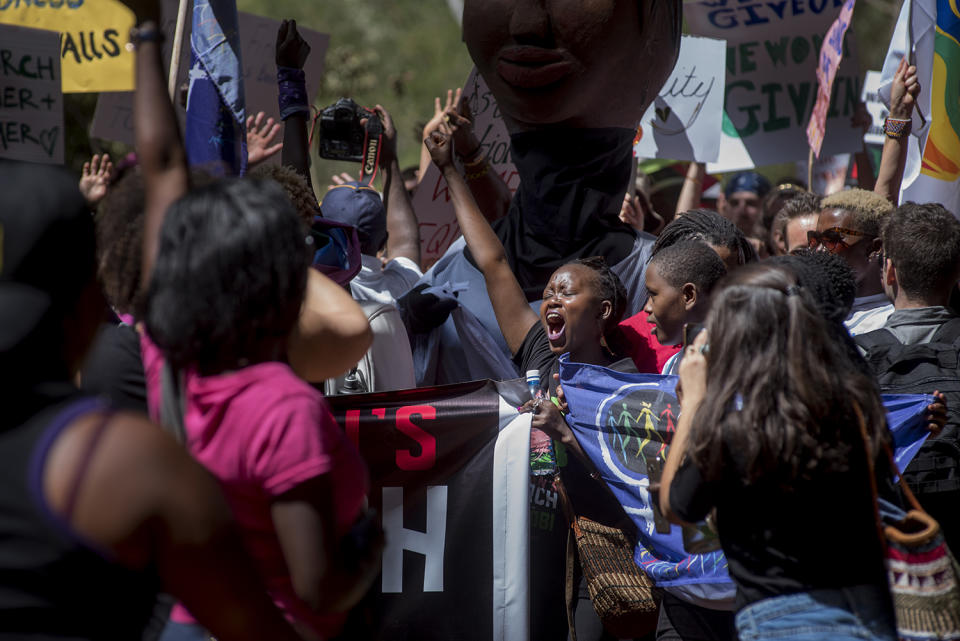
[1, 0, 959, 640]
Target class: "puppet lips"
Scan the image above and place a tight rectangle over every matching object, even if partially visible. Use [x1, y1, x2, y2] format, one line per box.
[497, 47, 576, 89]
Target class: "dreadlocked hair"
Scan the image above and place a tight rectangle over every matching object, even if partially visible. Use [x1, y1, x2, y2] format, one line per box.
[576, 256, 629, 357]
[653, 208, 758, 265]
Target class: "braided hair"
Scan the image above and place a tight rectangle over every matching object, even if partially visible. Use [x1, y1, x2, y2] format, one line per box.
[652, 208, 758, 265]
[576, 256, 629, 357]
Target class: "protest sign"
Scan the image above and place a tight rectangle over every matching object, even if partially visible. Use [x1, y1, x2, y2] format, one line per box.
[0, 0, 135, 93]
[0, 24, 63, 164]
[411, 68, 520, 265]
[90, 8, 329, 148]
[326, 379, 529, 641]
[634, 35, 726, 163]
[686, 0, 862, 172]
[861, 70, 887, 146]
[798, 152, 850, 195]
[806, 0, 856, 157]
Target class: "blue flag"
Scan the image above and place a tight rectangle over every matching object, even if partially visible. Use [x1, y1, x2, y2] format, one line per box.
[185, 0, 246, 175]
[558, 355, 934, 598]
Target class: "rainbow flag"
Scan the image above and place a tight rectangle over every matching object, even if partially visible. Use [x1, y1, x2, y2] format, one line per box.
[879, 0, 960, 217]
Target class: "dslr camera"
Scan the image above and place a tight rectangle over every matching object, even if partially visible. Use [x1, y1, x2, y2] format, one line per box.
[317, 98, 383, 172]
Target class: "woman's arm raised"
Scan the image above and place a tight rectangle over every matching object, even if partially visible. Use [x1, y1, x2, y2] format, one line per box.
[425, 128, 538, 356]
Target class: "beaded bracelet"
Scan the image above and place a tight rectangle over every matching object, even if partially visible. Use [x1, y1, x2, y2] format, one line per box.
[277, 66, 309, 121]
[884, 117, 911, 139]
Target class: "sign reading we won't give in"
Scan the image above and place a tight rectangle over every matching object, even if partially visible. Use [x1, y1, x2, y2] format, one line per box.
[0, 24, 63, 164]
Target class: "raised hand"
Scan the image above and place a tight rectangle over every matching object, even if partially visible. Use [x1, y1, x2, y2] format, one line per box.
[79, 153, 114, 207]
[422, 88, 462, 144]
[445, 93, 482, 159]
[328, 172, 358, 190]
[890, 57, 921, 120]
[425, 126, 456, 171]
[371, 105, 397, 168]
[276, 19, 310, 69]
[245, 112, 282, 167]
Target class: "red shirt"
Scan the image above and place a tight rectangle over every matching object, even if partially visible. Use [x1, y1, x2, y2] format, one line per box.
[619, 311, 682, 374]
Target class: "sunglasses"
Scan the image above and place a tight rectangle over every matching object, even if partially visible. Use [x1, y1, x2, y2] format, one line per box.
[807, 227, 868, 253]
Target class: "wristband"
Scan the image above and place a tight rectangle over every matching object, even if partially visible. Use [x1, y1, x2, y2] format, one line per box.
[277, 66, 309, 121]
[128, 22, 164, 50]
[884, 117, 911, 139]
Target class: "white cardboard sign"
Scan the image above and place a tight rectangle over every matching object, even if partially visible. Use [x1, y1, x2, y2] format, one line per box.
[634, 35, 727, 163]
[860, 70, 887, 147]
[0, 23, 63, 164]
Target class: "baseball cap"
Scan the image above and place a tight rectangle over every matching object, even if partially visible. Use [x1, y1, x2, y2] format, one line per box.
[320, 181, 387, 256]
[724, 171, 771, 199]
[0, 160, 95, 354]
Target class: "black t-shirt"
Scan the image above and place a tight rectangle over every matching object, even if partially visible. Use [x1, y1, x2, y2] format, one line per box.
[80, 323, 148, 414]
[513, 322, 638, 640]
[669, 432, 890, 609]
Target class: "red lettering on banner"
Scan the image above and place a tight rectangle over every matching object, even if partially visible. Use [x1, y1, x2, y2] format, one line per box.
[395, 405, 437, 471]
[345, 409, 361, 447]
[372, 408, 387, 420]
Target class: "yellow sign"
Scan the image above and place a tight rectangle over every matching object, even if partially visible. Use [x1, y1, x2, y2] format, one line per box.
[0, 0, 136, 93]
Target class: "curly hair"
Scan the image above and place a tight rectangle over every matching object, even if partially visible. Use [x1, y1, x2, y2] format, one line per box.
[648, 240, 726, 292]
[249, 164, 320, 226]
[688, 264, 889, 486]
[144, 179, 309, 374]
[96, 168, 215, 315]
[820, 188, 894, 238]
[575, 256, 630, 356]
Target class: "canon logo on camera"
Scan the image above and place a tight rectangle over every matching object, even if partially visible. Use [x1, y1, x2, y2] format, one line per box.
[363, 138, 378, 176]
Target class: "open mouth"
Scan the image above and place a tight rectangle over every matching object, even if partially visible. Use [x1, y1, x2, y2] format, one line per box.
[497, 46, 576, 89]
[545, 310, 566, 344]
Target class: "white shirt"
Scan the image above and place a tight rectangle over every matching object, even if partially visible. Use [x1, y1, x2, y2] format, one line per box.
[845, 294, 895, 336]
[349, 254, 422, 306]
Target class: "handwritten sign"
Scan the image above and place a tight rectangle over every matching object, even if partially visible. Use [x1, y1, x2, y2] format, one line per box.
[807, 0, 856, 157]
[411, 68, 519, 265]
[0, 0, 135, 93]
[634, 35, 726, 162]
[686, 0, 862, 172]
[90, 7, 329, 147]
[0, 24, 63, 164]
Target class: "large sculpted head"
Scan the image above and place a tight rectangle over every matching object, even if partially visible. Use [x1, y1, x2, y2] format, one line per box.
[462, 0, 682, 131]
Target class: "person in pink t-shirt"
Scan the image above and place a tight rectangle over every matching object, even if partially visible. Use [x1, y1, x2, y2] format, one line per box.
[127, 14, 382, 636]
[139, 179, 382, 641]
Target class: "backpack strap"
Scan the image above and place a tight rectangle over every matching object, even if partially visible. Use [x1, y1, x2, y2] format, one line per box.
[159, 361, 187, 445]
[929, 316, 960, 347]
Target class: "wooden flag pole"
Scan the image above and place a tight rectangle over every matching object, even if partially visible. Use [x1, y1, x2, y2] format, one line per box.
[167, 0, 191, 101]
[807, 146, 814, 190]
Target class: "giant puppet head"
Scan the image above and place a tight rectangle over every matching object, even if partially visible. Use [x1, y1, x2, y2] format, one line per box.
[462, 0, 682, 132]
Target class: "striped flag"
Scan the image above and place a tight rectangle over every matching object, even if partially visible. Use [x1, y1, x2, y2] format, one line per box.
[185, 0, 246, 175]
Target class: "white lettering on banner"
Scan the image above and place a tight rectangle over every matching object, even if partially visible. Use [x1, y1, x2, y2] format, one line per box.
[381, 485, 448, 593]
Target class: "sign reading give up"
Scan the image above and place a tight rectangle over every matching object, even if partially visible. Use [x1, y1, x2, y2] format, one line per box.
[0, 0, 136, 93]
